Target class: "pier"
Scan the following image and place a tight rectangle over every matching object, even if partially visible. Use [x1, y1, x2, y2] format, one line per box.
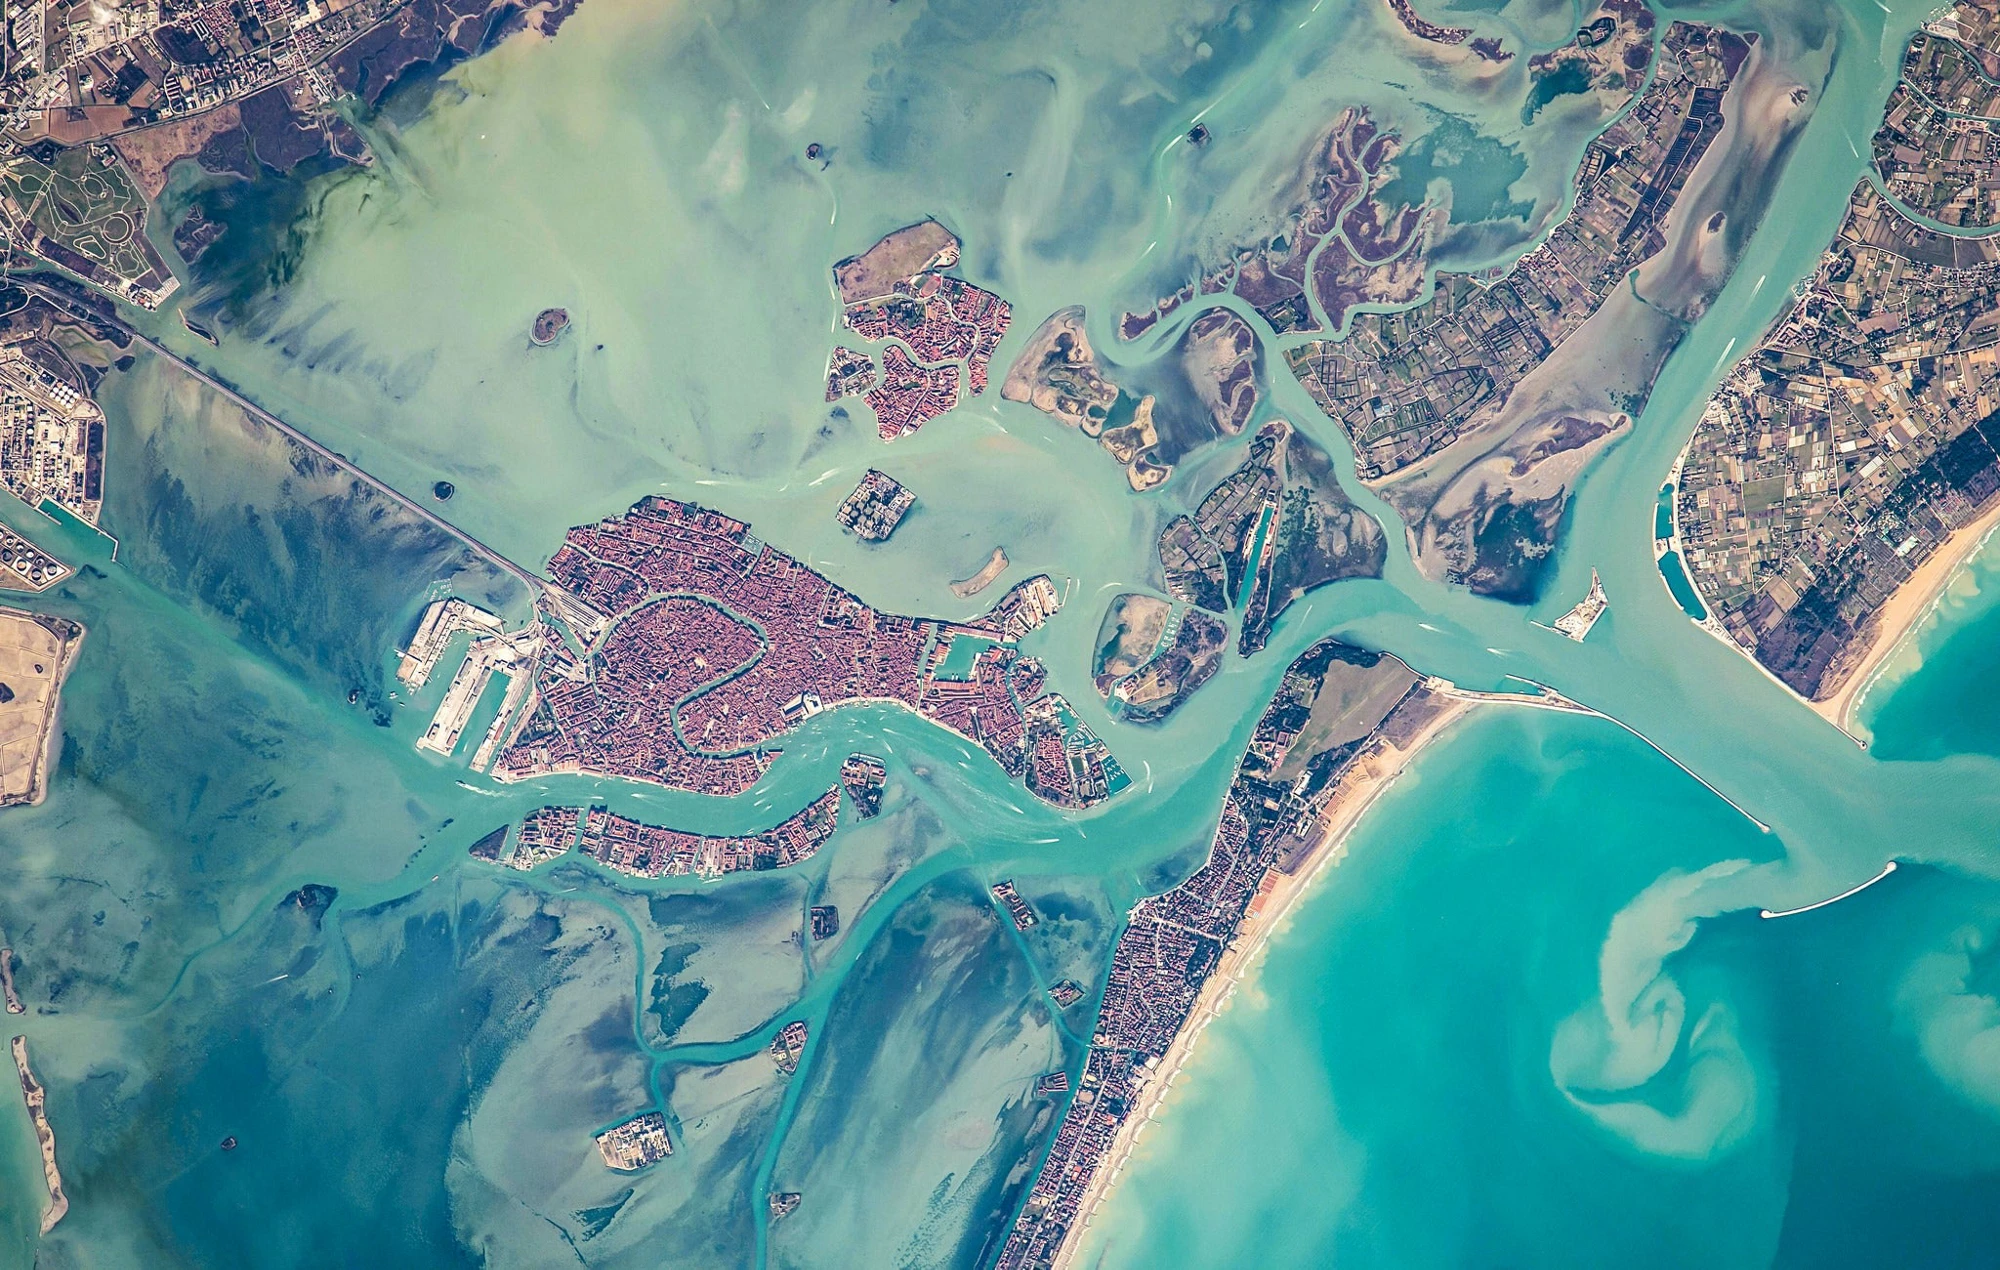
[1760, 861, 1898, 919]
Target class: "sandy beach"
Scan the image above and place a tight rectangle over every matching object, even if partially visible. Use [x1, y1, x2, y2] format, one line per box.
[1813, 496, 2000, 741]
[1049, 693, 1475, 1269]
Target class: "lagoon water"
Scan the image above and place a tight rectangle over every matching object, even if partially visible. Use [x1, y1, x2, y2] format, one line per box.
[4, 0, 2000, 1265]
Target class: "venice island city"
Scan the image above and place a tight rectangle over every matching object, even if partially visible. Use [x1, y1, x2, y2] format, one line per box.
[0, 0, 1998, 1267]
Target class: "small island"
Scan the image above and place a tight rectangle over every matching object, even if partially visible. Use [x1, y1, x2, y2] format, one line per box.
[834, 470, 916, 541]
[0, 948, 21, 1013]
[1539, 568, 1608, 642]
[12, 1035, 67, 1234]
[809, 905, 840, 940]
[992, 880, 1037, 930]
[1004, 304, 1261, 491]
[950, 547, 1010, 599]
[530, 307, 570, 346]
[839, 753, 886, 818]
[770, 1020, 810, 1075]
[594, 1111, 672, 1170]
[1092, 592, 1228, 722]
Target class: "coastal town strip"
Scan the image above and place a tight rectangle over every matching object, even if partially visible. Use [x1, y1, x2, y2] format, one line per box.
[471, 791, 843, 880]
[995, 634, 1781, 1266]
[997, 640, 1466, 1268]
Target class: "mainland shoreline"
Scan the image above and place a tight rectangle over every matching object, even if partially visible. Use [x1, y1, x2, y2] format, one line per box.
[1663, 446, 2000, 748]
[1810, 497, 2000, 742]
[1047, 694, 1476, 1268]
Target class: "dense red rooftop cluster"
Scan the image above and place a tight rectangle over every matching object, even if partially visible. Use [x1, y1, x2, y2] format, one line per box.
[495, 497, 1119, 809]
[831, 264, 1012, 438]
[482, 791, 842, 879]
[571, 788, 840, 878]
[863, 345, 963, 440]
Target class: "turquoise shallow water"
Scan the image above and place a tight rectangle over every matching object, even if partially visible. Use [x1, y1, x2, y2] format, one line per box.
[1860, 543, 2000, 761]
[1082, 711, 2000, 1269]
[1080, 708, 1791, 1268]
[3, 0, 2000, 1264]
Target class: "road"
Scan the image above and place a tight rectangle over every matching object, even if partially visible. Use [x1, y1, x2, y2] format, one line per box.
[20, 278, 546, 597]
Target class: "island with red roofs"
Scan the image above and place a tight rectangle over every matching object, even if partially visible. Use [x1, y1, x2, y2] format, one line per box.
[825, 220, 1013, 439]
[486, 497, 1128, 810]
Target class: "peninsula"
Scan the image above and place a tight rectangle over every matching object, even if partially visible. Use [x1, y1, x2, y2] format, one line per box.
[1284, 17, 1797, 600]
[1124, 103, 1445, 342]
[0, 525, 69, 593]
[1678, 0, 2000, 735]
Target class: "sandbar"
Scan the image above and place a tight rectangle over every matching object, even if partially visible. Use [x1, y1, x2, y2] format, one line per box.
[11, 1035, 67, 1234]
[0, 949, 20, 1014]
[950, 547, 1009, 599]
